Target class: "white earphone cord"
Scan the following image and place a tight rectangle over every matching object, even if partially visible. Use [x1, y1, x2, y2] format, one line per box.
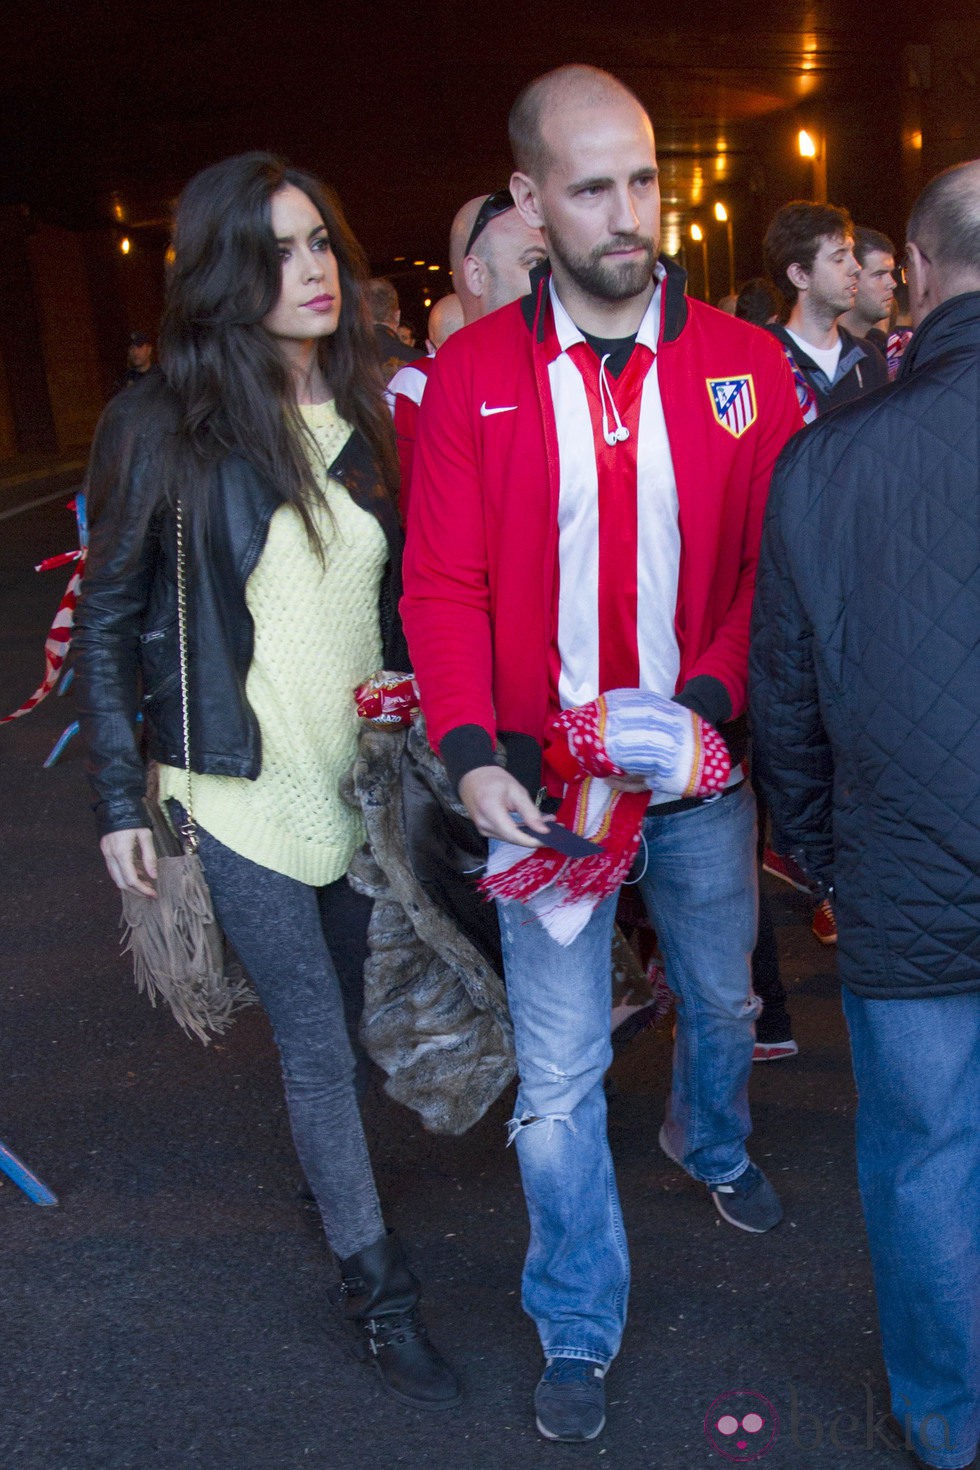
[599, 353, 630, 446]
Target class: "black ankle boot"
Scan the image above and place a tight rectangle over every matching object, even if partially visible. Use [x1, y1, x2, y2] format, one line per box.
[337, 1231, 462, 1410]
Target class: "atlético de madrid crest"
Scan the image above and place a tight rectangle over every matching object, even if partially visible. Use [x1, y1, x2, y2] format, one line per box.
[706, 376, 757, 437]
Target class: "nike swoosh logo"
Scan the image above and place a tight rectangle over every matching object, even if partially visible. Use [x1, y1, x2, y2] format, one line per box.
[480, 402, 518, 416]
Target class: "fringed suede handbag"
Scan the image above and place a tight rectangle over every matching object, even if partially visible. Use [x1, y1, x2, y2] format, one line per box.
[119, 500, 257, 1044]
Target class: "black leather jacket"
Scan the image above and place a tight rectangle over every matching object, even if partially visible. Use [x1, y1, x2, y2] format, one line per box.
[75, 380, 408, 837]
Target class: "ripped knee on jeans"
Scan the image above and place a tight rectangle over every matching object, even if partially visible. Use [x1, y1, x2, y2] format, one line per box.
[506, 1111, 576, 1147]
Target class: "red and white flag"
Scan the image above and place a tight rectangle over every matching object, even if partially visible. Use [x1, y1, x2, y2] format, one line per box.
[2, 554, 86, 723]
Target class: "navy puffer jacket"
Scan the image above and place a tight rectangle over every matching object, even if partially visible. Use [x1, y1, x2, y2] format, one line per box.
[750, 291, 980, 999]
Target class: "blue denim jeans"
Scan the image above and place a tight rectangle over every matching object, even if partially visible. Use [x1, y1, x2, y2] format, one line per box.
[842, 988, 980, 1470]
[497, 783, 760, 1364]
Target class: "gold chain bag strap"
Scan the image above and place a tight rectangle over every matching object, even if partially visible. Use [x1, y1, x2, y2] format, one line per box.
[119, 499, 257, 1043]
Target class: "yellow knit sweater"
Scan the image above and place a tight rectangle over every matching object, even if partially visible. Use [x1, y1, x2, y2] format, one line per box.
[158, 401, 386, 884]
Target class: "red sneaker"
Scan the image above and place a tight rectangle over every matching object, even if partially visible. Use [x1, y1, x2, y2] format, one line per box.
[811, 898, 838, 945]
[753, 1039, 800, 1063]
[762, 848, 815, 894]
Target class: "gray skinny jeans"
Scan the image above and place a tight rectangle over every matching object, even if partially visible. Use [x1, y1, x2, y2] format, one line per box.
[174, 807, 385, 1259]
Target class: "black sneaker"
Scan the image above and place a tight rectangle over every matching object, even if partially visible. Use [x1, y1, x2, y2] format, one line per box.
[754, 1004, 795, 1046]
[711, 1163, 783, 1233]
[534, 1358, 607, 1442]
[659, 1127, 783, 1234]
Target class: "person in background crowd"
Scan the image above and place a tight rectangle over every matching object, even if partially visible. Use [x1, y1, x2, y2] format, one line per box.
[448, 188, 546, 325]
[387, 292, 465, 518]
[367, 276, 424, 384]
[891, 279, 913, 329]
[761, 201, 889, 947]
[74, 152, 460, 1414]
[389, 192, 545, 513]
[839, 225, 915, 381]
[750, 159, 980, 1470]
[423, 292, 464, 355]
[735, 277, 781, 327]
[396, 321, 417, 349]
[730, 269, 801, 1060]
[750, 808, 799, 1060]
[763, 201, 888, 418]
[112, 331, 161, 394]
[883, 278, 916, 379]
[404, 64, 802, 1443]
[839, 226, 898, 352]
[727, 257, 800, 1063]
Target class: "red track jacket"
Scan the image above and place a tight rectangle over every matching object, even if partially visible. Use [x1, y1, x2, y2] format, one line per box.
[402, 259, 803, 795]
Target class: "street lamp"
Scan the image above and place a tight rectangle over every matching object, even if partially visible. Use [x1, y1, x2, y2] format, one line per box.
[798, 127, 827, 203]
[690, 222, 709, 302]
[714, 202, 735, 296]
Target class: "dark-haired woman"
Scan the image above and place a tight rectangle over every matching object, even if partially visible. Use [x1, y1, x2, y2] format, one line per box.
[74, 153, 460, 1410]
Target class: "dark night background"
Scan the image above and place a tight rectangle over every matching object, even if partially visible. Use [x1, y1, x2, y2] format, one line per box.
[0, 1, 977, 454]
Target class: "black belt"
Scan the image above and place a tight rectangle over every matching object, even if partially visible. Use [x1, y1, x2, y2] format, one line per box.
[540, 777, 746, 820]
[641, 777, 746, 819]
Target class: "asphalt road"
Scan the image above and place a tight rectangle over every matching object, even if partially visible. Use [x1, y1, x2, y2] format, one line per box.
[1, 488, 908, 1470]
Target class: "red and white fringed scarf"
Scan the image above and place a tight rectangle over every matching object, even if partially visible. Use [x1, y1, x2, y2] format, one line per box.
[479, 688, 732, 946]
[2, 552, 86, 724]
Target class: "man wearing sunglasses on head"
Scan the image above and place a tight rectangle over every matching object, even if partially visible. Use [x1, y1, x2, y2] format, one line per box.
[391, 190, 546, 507]
[449, 187, 548, 326]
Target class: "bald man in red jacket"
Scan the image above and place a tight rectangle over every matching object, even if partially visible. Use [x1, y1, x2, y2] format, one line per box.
[403, 64, 802, 1443]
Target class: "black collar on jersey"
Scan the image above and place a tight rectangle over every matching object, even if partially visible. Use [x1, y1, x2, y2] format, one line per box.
[580, 330, 637, 377]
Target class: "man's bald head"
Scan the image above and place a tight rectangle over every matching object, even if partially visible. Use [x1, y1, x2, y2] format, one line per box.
[448, 193, 546, 323]
[905, 159, 980, 325]
[907, 160, 980, 276]
[449, 196, 485, 283]
[427, 292, 464, 351]
[506, 65, 659, 334]
[509, 65, 648, 181]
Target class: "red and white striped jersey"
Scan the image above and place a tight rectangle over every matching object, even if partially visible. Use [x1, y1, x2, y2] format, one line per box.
[547, 281, 681, 713]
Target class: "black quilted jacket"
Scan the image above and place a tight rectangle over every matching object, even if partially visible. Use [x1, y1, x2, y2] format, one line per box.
[750, 291, 980, 998]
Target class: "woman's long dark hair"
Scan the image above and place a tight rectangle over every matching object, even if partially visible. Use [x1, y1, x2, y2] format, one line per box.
[116, 152, 397, 549]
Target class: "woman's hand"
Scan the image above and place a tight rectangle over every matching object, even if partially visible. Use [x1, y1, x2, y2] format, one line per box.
[100, 828, 158, 897]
